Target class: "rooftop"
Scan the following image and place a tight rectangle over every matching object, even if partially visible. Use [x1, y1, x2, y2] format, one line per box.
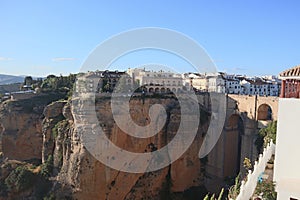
[279, 65, 300, 79]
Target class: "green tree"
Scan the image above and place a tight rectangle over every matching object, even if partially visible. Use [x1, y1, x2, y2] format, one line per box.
[24, 76, 33, 86]
[40, 74, 76, 96]
[255, 121, 277, 153]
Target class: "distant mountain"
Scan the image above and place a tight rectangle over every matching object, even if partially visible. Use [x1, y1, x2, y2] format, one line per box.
[0, 74, 24, 85]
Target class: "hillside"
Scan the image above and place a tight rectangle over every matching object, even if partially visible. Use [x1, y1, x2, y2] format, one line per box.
[0, 74, 24, 85]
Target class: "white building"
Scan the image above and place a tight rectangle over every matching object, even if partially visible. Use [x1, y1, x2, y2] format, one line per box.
[240, 78, 280, 96]
[206, 73, 226, 93]
[274, 98, 300, 200]
[224, 76, 242, 94]
[183, 73, 207, 91]
[127, 68, 185, 93]
[128, 69, 280, 96]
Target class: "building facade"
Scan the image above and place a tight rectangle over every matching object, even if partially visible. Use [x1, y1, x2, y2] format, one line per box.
[207, 73, 226, 93]
[274, 99, 300, 200]
[240, 78, 280, 96]
[127, 68, 185, 93]
[272, 65, 300, 199]
[183, 73, 207, 91]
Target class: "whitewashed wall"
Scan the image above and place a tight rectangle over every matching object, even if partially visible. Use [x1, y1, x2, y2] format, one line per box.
[273, 98, 300, 199]
[234, 142, 275, 200]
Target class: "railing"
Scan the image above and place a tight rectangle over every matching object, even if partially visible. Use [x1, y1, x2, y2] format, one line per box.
[235, 141, 276, 200]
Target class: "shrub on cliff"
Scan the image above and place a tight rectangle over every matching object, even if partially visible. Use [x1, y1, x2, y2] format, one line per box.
[255, 121, 277, 153]
[40, 155, 54, 178]
[5, 165, 35, 193]
[41, 74, 76, 95]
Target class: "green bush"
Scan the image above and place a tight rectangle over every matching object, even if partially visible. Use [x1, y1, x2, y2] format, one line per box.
[40, 155, 54, 178]
[255, 121, 277, 153]
[5, 166, 35, 193]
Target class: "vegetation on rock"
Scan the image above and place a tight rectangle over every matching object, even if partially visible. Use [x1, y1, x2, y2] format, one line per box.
[255, 121, 277, 153]
[5, 165, 35, 193]
[40, 155, 54, 178]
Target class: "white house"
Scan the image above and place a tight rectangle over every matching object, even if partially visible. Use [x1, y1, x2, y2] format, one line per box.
[240, 78, 280, 96]
[183, 73, 207, 91]
[206, 73, 226, 93]
[224, 77, 242, 94]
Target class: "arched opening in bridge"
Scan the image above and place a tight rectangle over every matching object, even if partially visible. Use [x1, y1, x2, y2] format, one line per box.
[224, 114, 244, 178]
[257, 104, 272, 121]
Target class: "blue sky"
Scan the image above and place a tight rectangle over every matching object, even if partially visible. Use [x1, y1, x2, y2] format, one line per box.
[1, 0, 300, 77]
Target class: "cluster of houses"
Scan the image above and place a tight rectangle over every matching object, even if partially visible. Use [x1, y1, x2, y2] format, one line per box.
[184, 72, 281, 96]
[76, 68, 281, 96]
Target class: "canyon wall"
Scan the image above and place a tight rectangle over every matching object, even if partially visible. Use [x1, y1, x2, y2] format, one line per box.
[0, 94, 211, 200]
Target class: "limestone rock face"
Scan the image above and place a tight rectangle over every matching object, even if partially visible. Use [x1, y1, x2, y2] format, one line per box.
[62, 102, 73, 121]
[0, 94, 65, 163]
[43, 100, 67, 119]
[41, 101, 67, 163]
[0, 94, 210, 200]
[0, 100, 43, 162]
[55, 97, 209, 200]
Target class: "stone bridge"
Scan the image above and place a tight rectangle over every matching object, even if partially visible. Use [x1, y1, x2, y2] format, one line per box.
[205, 94, 278, 192]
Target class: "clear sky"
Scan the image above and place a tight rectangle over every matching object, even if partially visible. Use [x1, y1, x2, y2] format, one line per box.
[1, 0, 300, 77]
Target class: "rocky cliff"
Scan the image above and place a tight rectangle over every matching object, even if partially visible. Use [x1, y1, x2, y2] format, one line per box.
[0, 94, 211, 200]
[0, 94, 65, 199]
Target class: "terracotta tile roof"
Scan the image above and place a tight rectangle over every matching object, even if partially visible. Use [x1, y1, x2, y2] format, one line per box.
[280, 65, 300, 77]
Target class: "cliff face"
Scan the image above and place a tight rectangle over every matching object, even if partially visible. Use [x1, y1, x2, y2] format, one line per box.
[0, 94, 210, 200]
[53, 96, 210, 200]
[0, 95, 65, 163]
[0, 94, 66, 199]
[0, 101, 43, 162]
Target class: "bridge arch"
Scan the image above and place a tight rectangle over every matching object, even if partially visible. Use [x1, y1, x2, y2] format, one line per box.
[257, 103, 273, 121]
[224, 114, 244, 177]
